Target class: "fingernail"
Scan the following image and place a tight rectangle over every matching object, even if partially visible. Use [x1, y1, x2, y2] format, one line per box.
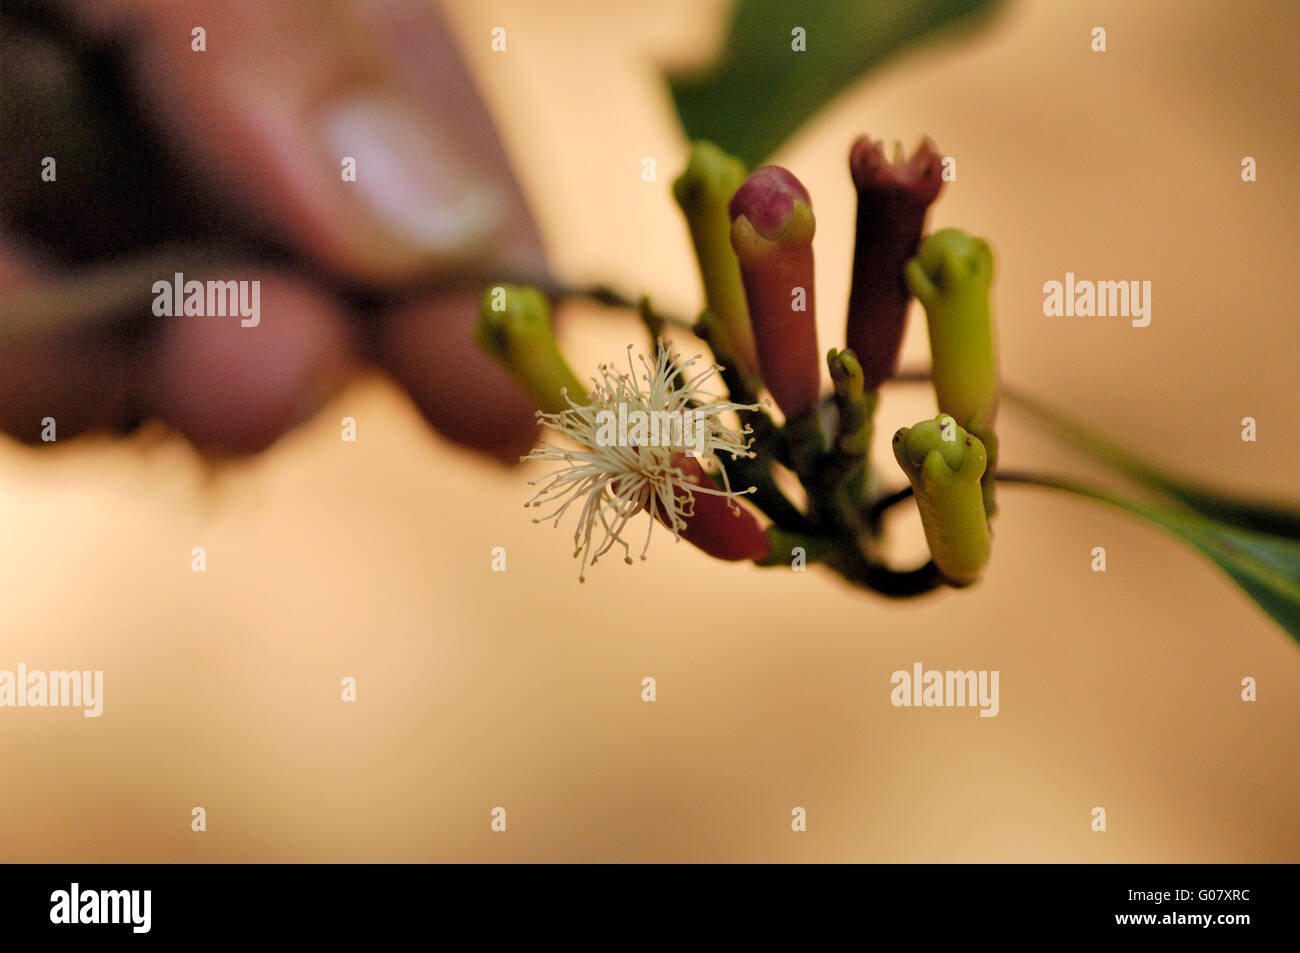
[320, 93, 507, 257]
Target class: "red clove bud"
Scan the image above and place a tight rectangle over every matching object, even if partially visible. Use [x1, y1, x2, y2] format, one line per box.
[672, 455, 772, 562]
[728, 166, 820, 420]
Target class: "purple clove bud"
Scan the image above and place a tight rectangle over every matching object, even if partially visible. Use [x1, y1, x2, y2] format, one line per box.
[845, 136, 944, 391]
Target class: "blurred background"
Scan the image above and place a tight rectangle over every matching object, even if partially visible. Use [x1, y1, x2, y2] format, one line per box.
[1, 0, 1297, 861]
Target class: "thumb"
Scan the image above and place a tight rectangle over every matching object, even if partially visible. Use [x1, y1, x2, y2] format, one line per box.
[70, 0, 535, 284]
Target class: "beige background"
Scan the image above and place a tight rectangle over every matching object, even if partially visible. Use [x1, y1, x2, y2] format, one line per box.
[1, 0, 1297, 861]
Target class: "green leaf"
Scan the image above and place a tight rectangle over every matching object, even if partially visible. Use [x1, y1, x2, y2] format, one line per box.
[666, 0, 1002, 167]
[1005, 386, 1300, 539]
[1012, 475, 1300, 647]
[1125, 504, 1300, 644]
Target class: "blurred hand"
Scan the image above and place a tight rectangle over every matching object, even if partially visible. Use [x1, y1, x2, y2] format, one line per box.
[0, 0, 541, 459]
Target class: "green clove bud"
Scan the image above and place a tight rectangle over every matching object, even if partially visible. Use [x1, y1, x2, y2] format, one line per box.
[905, 228, 1000, 514]
[892, 414, 991, 587]
[673, 142, 759, 388]
[474, 285, 585, 414]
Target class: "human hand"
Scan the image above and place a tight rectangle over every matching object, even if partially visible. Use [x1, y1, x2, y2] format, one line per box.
[0, 0, 542, 459]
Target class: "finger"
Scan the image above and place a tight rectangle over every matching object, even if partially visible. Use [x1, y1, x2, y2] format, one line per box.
[0, 329, 142, 445]
[147, 272, 356, 455]
[64, 0, 541, 285]
[375, 290, 538, 464]
[0, 233, 142, 442]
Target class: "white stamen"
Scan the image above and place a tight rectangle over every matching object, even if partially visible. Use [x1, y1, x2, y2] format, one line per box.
[522, 341, 762, 580]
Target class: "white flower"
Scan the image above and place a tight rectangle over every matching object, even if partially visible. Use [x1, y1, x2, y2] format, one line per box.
[523, 341, 762, 581]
